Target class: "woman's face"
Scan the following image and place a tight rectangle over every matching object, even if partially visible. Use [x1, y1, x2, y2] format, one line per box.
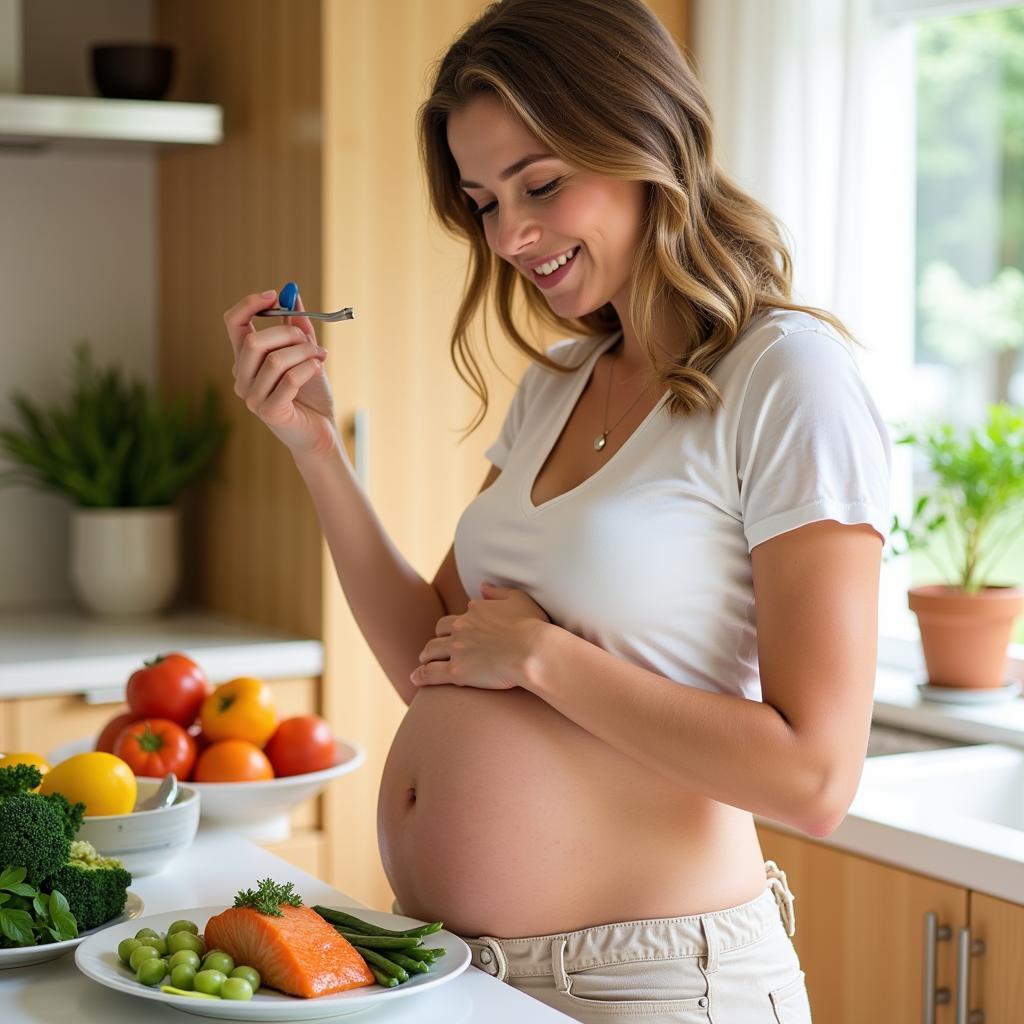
[447, 93, 646, 321]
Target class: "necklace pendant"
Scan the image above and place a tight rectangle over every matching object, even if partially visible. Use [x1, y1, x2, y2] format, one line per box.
[594, 433, 607, 451]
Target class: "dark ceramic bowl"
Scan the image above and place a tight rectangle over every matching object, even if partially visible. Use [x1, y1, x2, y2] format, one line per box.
[90, 43, 175, 101]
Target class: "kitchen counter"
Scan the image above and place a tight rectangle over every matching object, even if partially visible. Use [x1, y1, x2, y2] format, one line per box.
[0, 828, 574, 1024]
[0, 606, 323, 699]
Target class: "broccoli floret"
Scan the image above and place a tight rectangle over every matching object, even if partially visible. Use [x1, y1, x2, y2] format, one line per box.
[44, 841, 131, 932]
[0, 764, 87, 886]
[40, 791, 85, 840]
[0, 763, 43, 797]
[0, 792, 71, 885]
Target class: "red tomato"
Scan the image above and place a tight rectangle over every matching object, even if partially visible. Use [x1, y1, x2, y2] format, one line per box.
[126, 653, 210, 727]
[95, 710, 141, 753]
[113, 718, 197, 779]
[264, 715, 336, 777]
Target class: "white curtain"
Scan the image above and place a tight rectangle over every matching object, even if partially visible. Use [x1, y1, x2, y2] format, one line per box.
[691, 0, 921, 646]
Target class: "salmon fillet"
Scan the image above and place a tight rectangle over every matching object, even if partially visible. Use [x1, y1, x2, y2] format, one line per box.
[204, 904, 375, 998]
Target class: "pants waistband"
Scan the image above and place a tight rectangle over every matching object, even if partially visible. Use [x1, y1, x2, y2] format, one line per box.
[393, 860, 798, 981]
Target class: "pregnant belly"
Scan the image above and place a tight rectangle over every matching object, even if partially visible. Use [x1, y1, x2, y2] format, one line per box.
[376, 685, 766, 938]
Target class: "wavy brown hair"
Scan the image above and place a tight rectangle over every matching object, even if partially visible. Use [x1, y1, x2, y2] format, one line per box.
[418, 0, 855, 434]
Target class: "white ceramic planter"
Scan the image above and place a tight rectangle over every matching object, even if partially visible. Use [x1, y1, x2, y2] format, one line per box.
[70, 506, 181, 617]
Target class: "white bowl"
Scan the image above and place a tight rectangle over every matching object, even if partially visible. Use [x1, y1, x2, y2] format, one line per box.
[49, 737, 366, 842]
[76, 778, 200, 877]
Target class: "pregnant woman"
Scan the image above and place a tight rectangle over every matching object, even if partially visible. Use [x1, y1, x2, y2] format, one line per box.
[223, 1, 891, 1020]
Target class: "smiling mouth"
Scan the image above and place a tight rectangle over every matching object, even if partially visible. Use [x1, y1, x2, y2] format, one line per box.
[530, 246, 580, 277]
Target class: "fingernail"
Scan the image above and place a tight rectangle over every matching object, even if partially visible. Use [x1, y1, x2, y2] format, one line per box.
[261, 288, 276, 297]
[316, 345, 327, 355]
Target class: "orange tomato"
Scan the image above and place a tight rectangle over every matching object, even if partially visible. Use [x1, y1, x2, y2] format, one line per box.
[199, 677, 277, 746]
[193, 739, 274, 782]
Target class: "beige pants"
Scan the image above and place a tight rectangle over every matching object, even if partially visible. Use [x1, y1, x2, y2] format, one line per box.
[392, 860, 811, 1023]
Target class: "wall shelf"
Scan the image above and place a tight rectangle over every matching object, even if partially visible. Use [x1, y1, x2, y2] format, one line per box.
[0, 93, 222, 147]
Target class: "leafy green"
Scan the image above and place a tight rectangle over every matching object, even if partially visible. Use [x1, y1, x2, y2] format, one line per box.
[889, 404, 1024, 593]
[0, 866, 78, 947]
[0, 341, 230, 507]
[233, 878, 304, 917]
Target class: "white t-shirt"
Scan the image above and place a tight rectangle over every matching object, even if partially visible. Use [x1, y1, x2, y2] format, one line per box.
[453, 309, 892, 702]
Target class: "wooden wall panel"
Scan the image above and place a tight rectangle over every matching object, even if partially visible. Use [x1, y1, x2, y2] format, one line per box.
[156, 0, 324, 639]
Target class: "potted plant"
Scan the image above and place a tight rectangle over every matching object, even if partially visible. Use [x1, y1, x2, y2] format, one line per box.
[890, 403, 1024, 690]
[0, 342, 229, 617]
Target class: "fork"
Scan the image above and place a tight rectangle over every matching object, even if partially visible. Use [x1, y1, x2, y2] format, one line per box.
[255, 306, 355, 322]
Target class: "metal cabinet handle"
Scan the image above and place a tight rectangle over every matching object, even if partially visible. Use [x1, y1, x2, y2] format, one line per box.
[923, 911, 952, 1023]
[955, 925, 985, 1024]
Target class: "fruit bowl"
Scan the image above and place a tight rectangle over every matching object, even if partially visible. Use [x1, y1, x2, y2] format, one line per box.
[48, 737, 366, 842]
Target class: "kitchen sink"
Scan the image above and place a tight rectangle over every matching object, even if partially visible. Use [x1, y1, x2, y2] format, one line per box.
[861, 744, 1024, 832]
[794, 743, 1024, 903]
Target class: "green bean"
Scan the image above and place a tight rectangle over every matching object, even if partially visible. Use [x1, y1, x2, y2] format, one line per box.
[337, 930, 421, 949]
[402, 945, 445, 962]
[384, 950, 431, 975]
[353, 946, 409, 983]
[366, 964, 399, 988]
[313, 905, 443, 939]
[312, 907, 380, 934]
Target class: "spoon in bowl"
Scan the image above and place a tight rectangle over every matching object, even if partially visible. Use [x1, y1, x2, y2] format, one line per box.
[134, 773, 177, 812]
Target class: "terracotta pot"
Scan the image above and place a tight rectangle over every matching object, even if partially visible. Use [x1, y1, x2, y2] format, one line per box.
[908, 584, 1024, 689]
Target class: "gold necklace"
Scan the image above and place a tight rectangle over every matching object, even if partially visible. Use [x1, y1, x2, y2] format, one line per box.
[594, 345, 650, 451]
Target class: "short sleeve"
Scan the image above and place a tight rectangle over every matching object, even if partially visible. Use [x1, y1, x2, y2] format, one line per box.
[484, 363, 539, 469]
[736, 330, 892, 551]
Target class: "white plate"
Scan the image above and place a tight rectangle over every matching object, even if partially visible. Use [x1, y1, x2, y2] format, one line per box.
[75, 904, 472, 1020]
[0, 890, 144, 970]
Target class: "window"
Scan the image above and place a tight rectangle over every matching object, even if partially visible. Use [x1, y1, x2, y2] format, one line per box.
[908, 4, 1024, 640]
[859, 0, 1024, 665]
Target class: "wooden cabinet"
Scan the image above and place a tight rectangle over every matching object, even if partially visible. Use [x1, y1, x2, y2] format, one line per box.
[758, 825, 1024, 1023]
[968, 892, 1024, 1022]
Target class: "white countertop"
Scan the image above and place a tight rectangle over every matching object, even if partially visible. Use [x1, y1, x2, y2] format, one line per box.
[0, 829, 574, 1024]
[0, 606, 323, 699]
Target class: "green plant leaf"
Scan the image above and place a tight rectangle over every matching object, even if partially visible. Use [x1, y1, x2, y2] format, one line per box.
[0, 866, 27, 890]
[0, 342, 230, 507]
[0, 908, 36, 945]
[891, 403, 1024, 590]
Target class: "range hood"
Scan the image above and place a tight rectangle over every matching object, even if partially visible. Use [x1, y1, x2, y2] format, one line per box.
[0, 0, 220, 149]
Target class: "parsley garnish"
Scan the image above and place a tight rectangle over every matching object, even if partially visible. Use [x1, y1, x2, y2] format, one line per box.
[233, 878, 304, 917]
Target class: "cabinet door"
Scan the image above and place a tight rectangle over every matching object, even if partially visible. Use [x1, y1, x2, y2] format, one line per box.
[968, 891, 1024, 1021]
[758, 825, 968, 1024]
